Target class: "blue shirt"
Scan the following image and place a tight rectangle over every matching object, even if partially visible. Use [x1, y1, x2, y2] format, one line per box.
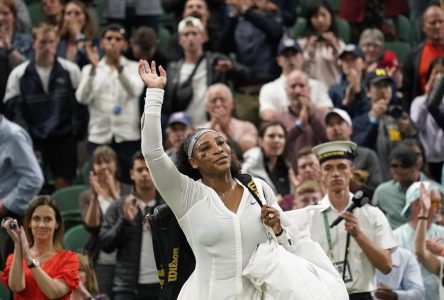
[0, 116, 43, 215]
[376, 247, 425, 300]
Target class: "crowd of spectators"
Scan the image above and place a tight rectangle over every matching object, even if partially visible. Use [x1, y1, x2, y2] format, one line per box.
[1, 0, 444, 299]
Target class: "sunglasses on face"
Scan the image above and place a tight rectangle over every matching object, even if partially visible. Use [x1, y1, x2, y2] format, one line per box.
[431, 198, 442, 209]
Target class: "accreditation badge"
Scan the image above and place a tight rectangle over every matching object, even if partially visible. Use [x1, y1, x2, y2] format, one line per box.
[333, 261, 353, 283]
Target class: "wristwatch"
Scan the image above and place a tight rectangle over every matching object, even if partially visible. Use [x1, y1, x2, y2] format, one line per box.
[28, 258, 40, 269]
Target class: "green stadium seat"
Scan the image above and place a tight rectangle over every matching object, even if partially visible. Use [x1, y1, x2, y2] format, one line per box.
[158, 26, 171, 51]
[63, 224, 91, 252]
[293, 17, 307, 38]
[28, 2, 44, 27]
[93, 0, 107, 26]
[329, 0, 340, 12]
[395, 14, 413, 44]
[336, 17, 352, 44]
[0, 281, 10, 300]
[385, 41, 412, 66]
[52, 185, 88, 230]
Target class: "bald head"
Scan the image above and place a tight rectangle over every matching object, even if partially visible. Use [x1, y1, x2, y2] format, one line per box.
[286, 70, 310, 102]
[423, 5, 444, 45]
[206, 83, 234, 118]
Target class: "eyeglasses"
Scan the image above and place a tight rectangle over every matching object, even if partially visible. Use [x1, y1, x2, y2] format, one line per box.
[431, 198, 442, 209]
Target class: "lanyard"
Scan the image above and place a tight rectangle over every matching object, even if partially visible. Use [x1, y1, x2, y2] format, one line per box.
[322, 210, 335, 261]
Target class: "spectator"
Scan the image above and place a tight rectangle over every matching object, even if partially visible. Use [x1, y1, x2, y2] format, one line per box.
[3, 22, 88, 190]
[76, 23, 145, 184]
[242, 120, 292, 208]
[105, 0, 163, 34]
[292, 180, 323, 209]
[11, 0, 31, 34]
[200, 83, 257, 154]
[79, 146, 132, 298]
[165, 111, 194, 163]
[70, 253, 102, 300]
[352, 68, 416, 180]
[298, 0, 345, 87]
[375, 247, 425, 300]
[403, 3, 444, 112]
[100, 151, 163, 300]
[163, 17, 248, 126]
[411, 56, 444, 183]
[259, 37, 333, 121]
[41, 0, 64, 27]
[276, 69, 327, 169]
[290, 147, 324, 194]
[324, 108, 382, 198]
[374, 143, 443, 230]
[394, 181, 444, 300]
[129, 26, 168, 71]
[328, 44, 372, 119]
[57, 0, 99, 68]
[0, 114, 44, 271]
[1, 196, 80, 299]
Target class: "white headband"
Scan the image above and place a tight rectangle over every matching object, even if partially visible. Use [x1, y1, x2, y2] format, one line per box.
[187, 129, 218, 158]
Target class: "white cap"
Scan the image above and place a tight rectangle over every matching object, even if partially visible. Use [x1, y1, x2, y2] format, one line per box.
[325, 108, 352, 127]
[178, 16, 204, 34]
[401, 181, 434, 216]
[312, 141, 357, 164]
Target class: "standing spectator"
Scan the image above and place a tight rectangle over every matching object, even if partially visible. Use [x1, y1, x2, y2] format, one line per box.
[165, 112, 194, 163]
[375, 247, 425, 300]
[200, 83, 257, 154]
[163, 17, 248, 126]
[79, 146, 131, 298]
[324, 108, 382, 197]
[259, 37, 333, 121]
[76, 24, 145, 184]
[328, 44, 371, 119]
[298, 0, 345, 87]
[3, 22, 88, 190]
[394, 181, 444, 300]
[100, 152, 163, 300]
[0, 114, 44, 271]
[403, 4, 444, 112]
[57, 0, 99, 68]
[1, 196, 80, 299]
[41, 0, 64, 27]
[277, 69, 327, 169]
[129, 26, 168, 70]
[105, 0, 163, 34]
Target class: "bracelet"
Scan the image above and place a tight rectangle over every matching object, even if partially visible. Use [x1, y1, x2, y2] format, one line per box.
[275, 228, 284, 237]
[417, 216, 428, 220]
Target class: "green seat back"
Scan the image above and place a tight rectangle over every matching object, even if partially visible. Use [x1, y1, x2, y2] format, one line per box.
[28, 2, 44, 27]
[63, 224, 91, 252]
[51, 185, 88, 217]
[395, 14, 413, 44]
[158, 26, 171, 51]
[336, 17, 351, 44]
[293, 17, 307, 38]
[0, 281, 10, 300]
[385, 41, 412, 66]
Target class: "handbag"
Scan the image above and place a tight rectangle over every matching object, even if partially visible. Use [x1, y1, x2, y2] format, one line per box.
[240, 176, 349, 300]
[173, 56, 205, 112]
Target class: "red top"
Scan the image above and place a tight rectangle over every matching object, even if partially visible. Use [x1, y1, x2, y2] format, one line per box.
[419, 40, 444, 93]
[1, 250, 79, 300]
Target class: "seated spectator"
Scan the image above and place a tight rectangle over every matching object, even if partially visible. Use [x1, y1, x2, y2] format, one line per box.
[259, 37, 333, 121]
[70, 253, 102, 300]
[375, 247, 425, 300]
[165, 112, 194, 163]
[411, 57, 444, 183]
[129, 26, 168, 71]
[79, 146, 132, 298]
[352, 68, 416, 180]
[298, 0, 345, 87]
[41, 0, 64, 27]
[163, 17, 248, 126]
[57, 0, 99, 68]
[1, 196, 80, 299]
[291, 180, 322, 209]
[324, 108, 382, 197]
[374, 143, 443, 229]
[199, 83, 257, 154]
[242, 121, 291, 208]
[105, 0, 163, 34]
[290, 147, 324, 195]
[4, 22, 88, 190]
[76, 23, 145, 184]
[394, 181, 444, 300]
[100, 151, 163, 300]
[403, 4, 444, 112]
[275, 69, 327, 168]
[0, 114, 44, 271]
[328, 44, 372, 119]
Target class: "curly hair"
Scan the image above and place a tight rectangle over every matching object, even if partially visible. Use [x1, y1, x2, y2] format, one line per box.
[176, 129, 241, 180]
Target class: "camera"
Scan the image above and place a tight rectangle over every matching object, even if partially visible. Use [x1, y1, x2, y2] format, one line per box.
[10, 222, 17, 230]
[387, 105, 404, 119]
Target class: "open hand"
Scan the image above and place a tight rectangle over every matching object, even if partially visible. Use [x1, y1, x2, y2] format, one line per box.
[138, 60, 167, 89]
[419, 182, 431, 216]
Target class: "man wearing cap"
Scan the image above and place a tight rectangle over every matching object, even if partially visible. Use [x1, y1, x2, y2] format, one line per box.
[393, 181, 444, 300]
[373, 143, 443, 229]
[259, 37, 333, 121]
[352, 68, 416, 180]
[199, 83, 257, 154]
[325, 108, 382, 198]
[165, 112, 194, 163]
[163, 16, 248, 126]
[289, 140, 397, 299]
[328, 44, 372, 119]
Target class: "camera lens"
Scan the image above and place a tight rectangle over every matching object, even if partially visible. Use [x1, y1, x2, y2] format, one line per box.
[10, 223, 17, 230]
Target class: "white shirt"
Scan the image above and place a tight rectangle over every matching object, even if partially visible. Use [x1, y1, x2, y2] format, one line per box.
[138, 199, 159, 284]
[76, 56, 145, 144]
[259, 74, 333, 115]
[287, 194, 397, 294]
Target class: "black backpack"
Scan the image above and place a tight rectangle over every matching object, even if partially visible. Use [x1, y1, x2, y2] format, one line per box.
[147, 174, 264, 300]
